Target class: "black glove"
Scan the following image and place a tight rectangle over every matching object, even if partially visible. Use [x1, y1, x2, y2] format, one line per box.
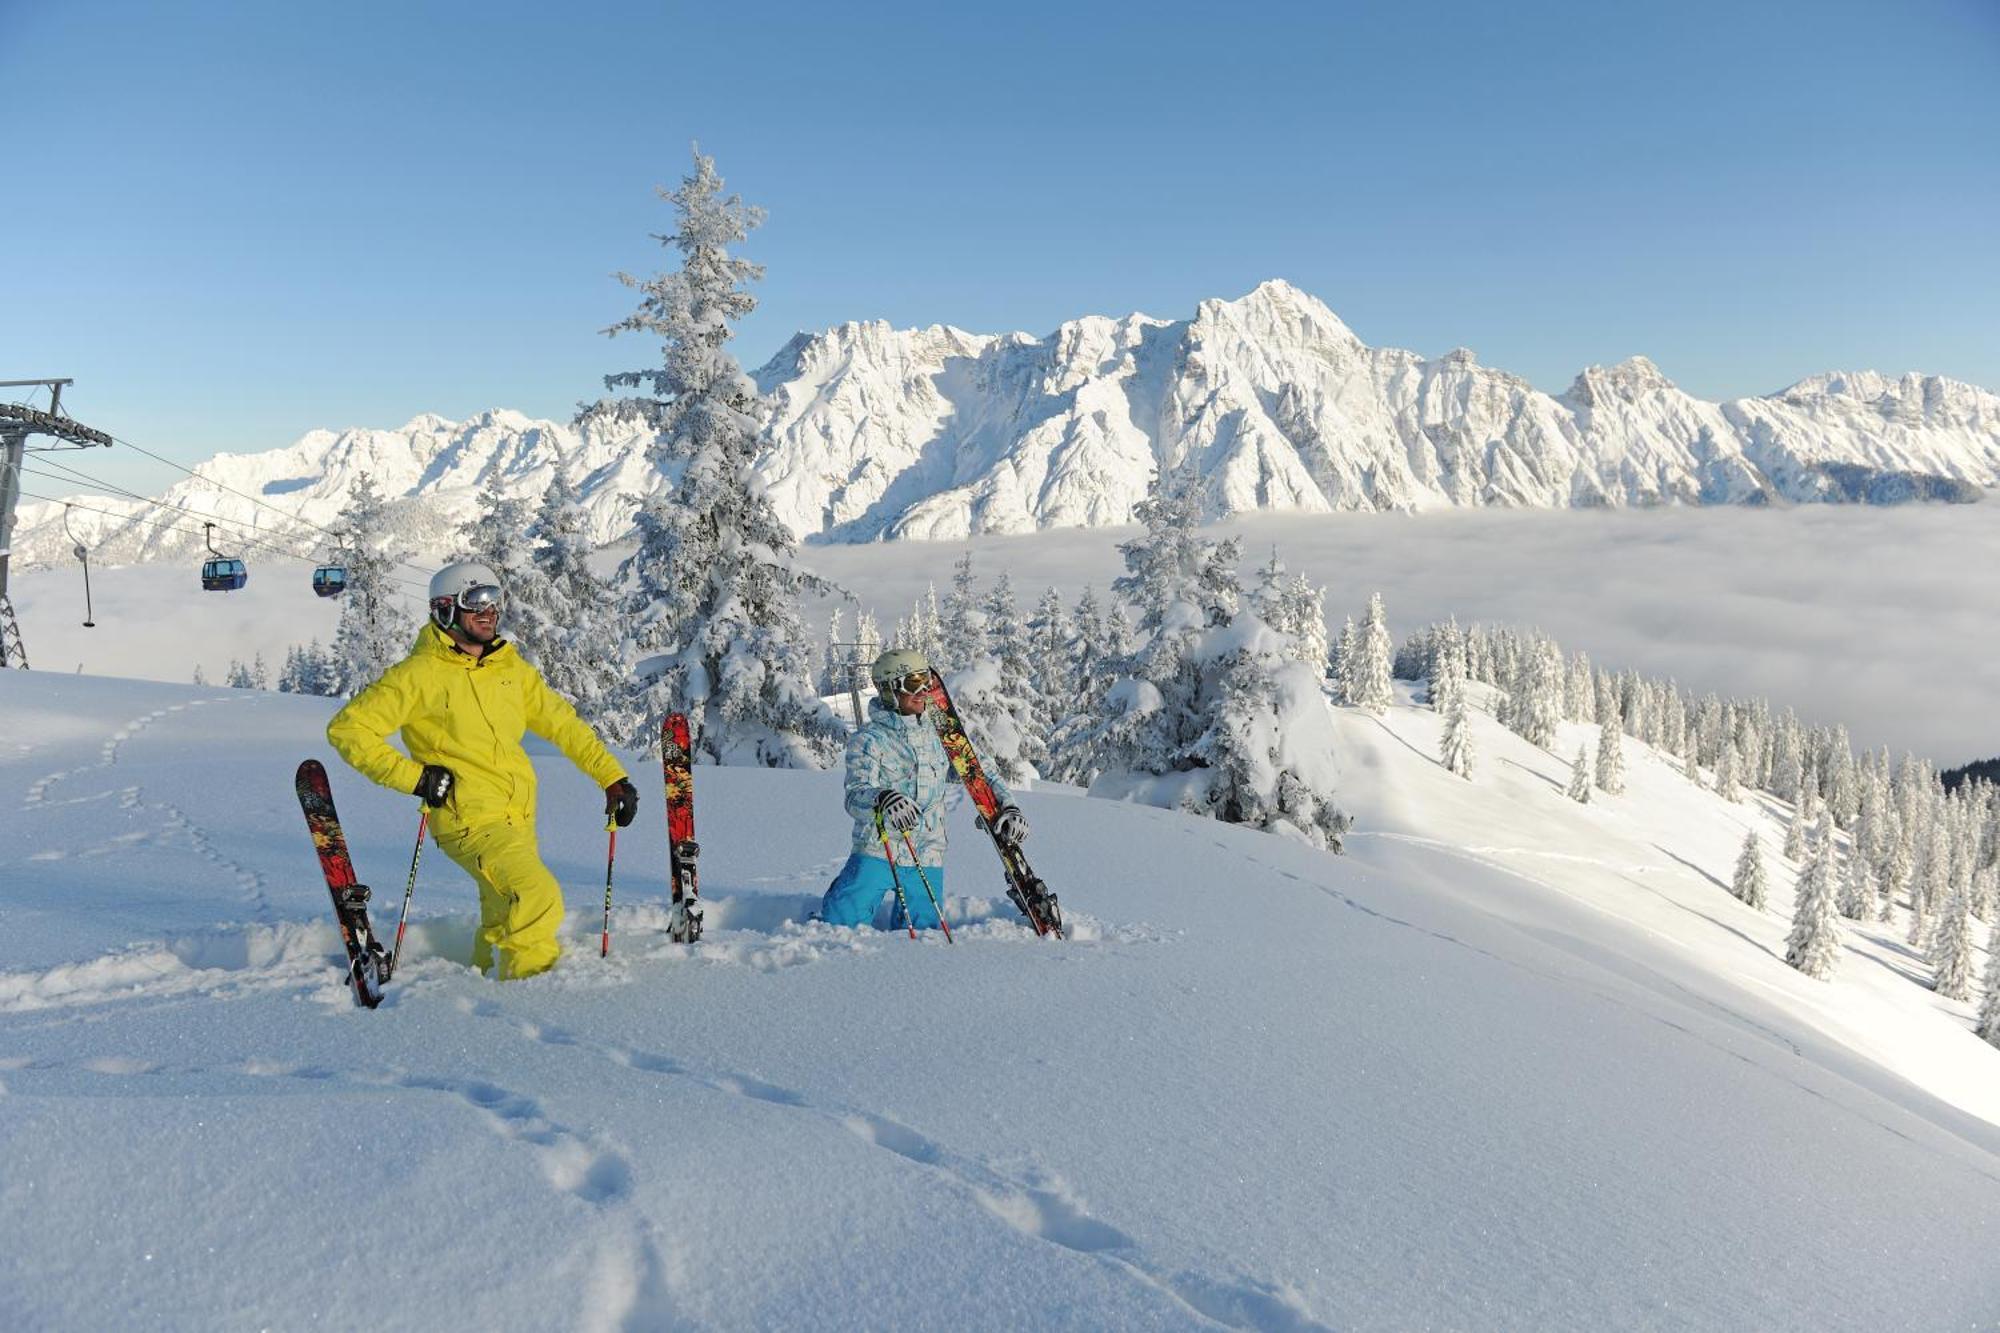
[605, 777, 639, 828]
[874, 789, 921, 834]
[413, 764, 455, 808]
[989, 805, 1028, 845]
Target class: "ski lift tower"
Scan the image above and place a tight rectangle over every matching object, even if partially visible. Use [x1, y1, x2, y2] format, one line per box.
[0, 379, 114, 668]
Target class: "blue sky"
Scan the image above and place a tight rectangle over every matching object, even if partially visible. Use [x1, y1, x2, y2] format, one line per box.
[5, 0, 1997, 493]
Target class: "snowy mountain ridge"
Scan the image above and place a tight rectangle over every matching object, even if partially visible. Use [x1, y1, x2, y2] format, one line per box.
[14, 280, 2000, 568]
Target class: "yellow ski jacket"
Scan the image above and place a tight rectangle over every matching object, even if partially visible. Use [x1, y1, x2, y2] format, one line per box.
[326, 624, 627, 836]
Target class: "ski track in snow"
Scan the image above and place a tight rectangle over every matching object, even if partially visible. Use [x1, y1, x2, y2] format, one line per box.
[458, 994, 1329, 1332]
[6, 1001, 1326, 1331]
[19, 1052, 684, 1332]
[18, 694, 275, 924]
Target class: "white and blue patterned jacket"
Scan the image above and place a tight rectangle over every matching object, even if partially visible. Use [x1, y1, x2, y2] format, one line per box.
[843, 697, 1013, 866]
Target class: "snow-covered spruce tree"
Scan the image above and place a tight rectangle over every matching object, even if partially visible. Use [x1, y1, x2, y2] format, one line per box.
[944, 572, 1043, 784]
[453, 490, 536, 587]
[1438, 646, 1475, 780]
[939, 550, 989, 665]
[1977, 919, 2000, 1046]
[1732, 831, 1768, 909]
[512, 470, 628, 732]
[1045, 586, 1118, 786]
[1285, 573, 1331, 675]
[278, 640, 339, 696]
[1714, 731, 1741, 802]
[1332, 616, 1358, 705]
[329, 471, 413, 696]
[1930, 873, 1977, 1001]
[605, 146, 842, 766]
[1595, 711, 1625, 795]
[1252, 549, 1288, 635]
[1836, 825, 1876, 921]
[1567, 745, 1592, 804]
[225, 659, 255, 689]
[1080, 471, 1242, 784]
[1784, 791, 1813, 861]
[1351, 593, 1394, 714]
[1027, 586, 1072, 747]
[1786, 812, 1842, 980]
[1081, 471, 1345, 848]
[1181, 615, 1351, 849]
[820, 605, 847, 695]
[1503, 637, 1561, 750]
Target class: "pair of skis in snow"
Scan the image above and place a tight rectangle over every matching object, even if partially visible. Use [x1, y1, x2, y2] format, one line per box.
[295, 712, 704, 1008]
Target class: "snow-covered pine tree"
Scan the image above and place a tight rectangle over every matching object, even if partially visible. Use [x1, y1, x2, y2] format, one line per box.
[605, 147, 843, 767]
[1333, 616, 1359, 706]
[191, 664, 208, 686]
[1784, 790, 1813, 861]
[1440, 673, 1475, 779]
[1351, 593, 1394, 714]
[1183, 614, 1350, 850]
[821, 605, 847, 695]
[939, 550, 989, 665]
[1785, 812, 1842, 979]
[1909, 821, 1951, 949]
[512, 470, 627, 732]
[1930, 873, 1976, 1001]
[453, 490, 535, 588]
[1081, 471, 1243, 784]
[1285, 572, 1331, 674]
[1080, 466, 1348, 848]
[225, 659, 254, 689]
[1511, 639, 1561, 750]
[277, 640, 339, 696]
[1977, 918, 2000, 1047]
[1714, 730, 1740, 802]
[329, 471, 413, 696]
[1732, 830, 1768, 909]
[1252, 549, 1287, 632]
[1836, 822, 1876, 920]
[1595, 711, 1626, 795]
[1027, 585, 1072, 744]
[1567, 745, 1592, 804]
[251, 652, 269, 691]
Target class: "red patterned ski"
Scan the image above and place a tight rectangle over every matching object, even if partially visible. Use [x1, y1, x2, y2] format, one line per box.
[295, 759, 390, 1007]
[915, 670, 1063, 938]
[662, 712, 702, 943]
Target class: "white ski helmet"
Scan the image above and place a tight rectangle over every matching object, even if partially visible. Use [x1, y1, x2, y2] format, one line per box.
[428, 560, 504, 628]
[870, 647, 932, 698]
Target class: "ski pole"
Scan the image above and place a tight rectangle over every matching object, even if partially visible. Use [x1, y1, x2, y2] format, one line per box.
[875, 810, 918, 940]
[899, 830, 953, 943]
[389, 807, 428, 977]
[601, 819, 617, 958]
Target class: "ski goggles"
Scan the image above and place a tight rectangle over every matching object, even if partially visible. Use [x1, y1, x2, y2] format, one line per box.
[451, 584, 505, 614]
[884, 671, 931, 696]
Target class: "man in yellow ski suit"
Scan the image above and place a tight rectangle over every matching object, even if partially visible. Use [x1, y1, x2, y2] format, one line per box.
[327, 562, 637, 980]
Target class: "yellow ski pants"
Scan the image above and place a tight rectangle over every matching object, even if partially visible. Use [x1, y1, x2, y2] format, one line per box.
[435, 819, 565, 981]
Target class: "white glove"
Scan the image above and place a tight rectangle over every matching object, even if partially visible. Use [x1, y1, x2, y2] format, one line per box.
[875, 790, 921, 834]
[990, 806, 1028, 845]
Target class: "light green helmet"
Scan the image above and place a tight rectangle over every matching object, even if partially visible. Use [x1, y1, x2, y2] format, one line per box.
[870, 647, 932, 694]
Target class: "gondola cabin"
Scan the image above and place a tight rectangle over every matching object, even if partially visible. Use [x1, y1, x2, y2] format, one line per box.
[311, 565, 347, 597]
[201, 557, 248, 592]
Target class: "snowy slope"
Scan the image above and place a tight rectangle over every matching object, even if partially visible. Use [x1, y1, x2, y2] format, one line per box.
[3, 671, 1997, 1330]
[14, 282, 2000, 568]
